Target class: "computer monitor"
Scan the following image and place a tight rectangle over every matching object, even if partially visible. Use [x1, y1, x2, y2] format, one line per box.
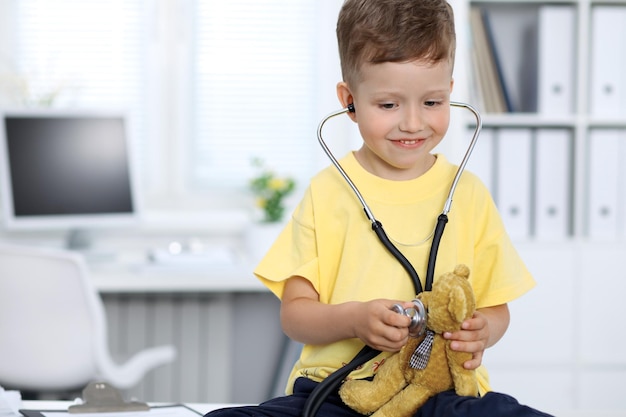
[0, 109, 139, 249]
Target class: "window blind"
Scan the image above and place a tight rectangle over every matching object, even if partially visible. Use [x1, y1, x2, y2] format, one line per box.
[192, 0, 319, 189]
[10, 0, 322, 199]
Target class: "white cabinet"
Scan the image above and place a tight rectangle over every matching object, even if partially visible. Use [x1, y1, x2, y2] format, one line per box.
[482, 242, 626, 411]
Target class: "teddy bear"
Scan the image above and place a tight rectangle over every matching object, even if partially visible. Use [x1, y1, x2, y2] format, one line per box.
[338, 264, 479, 417]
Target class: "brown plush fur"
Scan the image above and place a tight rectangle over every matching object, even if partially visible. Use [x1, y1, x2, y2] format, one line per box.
[339, 265, 479, 417]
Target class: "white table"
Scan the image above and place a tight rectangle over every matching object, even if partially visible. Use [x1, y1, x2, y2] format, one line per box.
[20, 401, 240, 415]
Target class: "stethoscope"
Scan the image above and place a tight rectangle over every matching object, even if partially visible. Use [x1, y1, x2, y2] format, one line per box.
[302, 101, 482, 417]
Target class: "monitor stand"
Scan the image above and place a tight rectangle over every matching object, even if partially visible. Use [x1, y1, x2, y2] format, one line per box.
[66, 229, 116, 263]
[67, 229, 93, 251]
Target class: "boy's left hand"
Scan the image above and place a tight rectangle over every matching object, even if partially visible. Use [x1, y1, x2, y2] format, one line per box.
[442, 304, 510, 370]
[442, 311, 488, 370]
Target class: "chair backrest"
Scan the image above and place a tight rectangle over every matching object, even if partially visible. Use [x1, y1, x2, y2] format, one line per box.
[0, 244, 106, 391]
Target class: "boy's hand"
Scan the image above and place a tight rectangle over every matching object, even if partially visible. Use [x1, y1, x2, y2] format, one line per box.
[353, 299, 414, 352]
[281, 276, 421, 349]
[442, 304, 510, 370]
[443, 311, 489, 370]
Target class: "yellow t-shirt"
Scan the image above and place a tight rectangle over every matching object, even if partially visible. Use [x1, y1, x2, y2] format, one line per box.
[255, 152, 535, 396]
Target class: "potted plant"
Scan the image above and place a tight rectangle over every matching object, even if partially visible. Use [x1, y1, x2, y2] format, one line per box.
[246, 158, 296, 262]
[249, 158, 296, 223]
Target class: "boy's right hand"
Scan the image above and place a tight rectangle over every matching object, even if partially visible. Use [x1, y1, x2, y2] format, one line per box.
[281, 276, 412, 352]
[352, 299, 414, 352]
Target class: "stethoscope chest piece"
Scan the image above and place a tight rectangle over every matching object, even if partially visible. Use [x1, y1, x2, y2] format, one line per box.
[392, 299, 427, 338]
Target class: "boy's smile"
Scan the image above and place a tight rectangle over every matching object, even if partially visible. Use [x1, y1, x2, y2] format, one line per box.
[337, 60, 453, 181]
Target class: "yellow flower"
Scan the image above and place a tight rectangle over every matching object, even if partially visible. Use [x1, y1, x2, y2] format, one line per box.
[268, 178, 286, 191]
[249, 158, 296, 223]
[256, 197, 267, 208]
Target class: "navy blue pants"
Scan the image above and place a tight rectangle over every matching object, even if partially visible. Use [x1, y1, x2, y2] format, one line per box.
[205, 377, 554, 417]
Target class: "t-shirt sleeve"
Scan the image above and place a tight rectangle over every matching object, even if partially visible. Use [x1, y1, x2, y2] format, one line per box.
[254, 186, 320, 299]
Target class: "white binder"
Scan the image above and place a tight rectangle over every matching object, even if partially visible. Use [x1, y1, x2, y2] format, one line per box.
[587, 129, 621, 239]
[537, 5, 576, 115]
[590, 6, 626, 117]
[495, 128, 532, 240]
[622, 132, 626, 239]
[534, 128, 571, 240]
[467, 127, 495, 194]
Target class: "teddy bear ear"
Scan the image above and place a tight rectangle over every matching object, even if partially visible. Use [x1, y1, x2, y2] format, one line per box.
[454, 264, 470, 280]
[448, 286, 468, 323]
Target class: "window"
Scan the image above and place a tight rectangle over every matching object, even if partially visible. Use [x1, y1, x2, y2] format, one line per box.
[3, 0, 342, 212]
[192, 1, 319, 188]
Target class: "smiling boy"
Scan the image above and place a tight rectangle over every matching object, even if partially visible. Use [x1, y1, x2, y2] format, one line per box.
[206, 1, 552, 416]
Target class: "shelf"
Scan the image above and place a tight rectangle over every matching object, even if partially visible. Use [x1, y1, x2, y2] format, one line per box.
[469, 114, 626, 129]
[463, 0, 626, 411]
[470, 113, 577, 127]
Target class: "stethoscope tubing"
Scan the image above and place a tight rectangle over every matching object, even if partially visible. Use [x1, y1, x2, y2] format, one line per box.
[316, 101, 482, 292]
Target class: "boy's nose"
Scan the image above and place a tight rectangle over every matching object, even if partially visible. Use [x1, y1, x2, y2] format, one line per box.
[399, 107, 424, 133]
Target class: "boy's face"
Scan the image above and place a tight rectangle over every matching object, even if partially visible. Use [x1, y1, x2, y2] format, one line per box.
[337, 60, 453, 181]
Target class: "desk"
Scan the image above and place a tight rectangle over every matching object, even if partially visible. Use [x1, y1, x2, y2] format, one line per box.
[91, 263, 266, 293]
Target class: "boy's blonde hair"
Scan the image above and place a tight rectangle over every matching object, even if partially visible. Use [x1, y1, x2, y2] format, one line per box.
[336, 0, 456, 86]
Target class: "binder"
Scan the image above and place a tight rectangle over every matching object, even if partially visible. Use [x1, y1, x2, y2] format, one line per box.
[481, 8, 513, 112]
[621, 132, 626, 239]
[587, 129, 621, 239]
[469, 6, 508, 113]
[590, 6, 626, 117]
[467, 126, 495, 194]
[534, 129, 571, 240]
[495, 128, 532, 240]
[537, 5, 576, 115]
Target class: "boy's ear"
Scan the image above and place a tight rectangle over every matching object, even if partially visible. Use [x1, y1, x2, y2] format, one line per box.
[336, 82, 357, 122]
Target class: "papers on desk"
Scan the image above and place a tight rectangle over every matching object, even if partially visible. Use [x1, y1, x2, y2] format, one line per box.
[146, 247, 239, 268]
[20, 405, 201, 417]
[0, 386, 21, 417]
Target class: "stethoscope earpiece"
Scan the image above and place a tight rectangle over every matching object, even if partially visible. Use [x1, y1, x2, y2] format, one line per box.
[347, 103, 355, 113]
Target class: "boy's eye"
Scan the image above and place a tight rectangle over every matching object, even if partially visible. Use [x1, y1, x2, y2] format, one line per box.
[380, 103, 396, 109]
[424, 100, 439, 107]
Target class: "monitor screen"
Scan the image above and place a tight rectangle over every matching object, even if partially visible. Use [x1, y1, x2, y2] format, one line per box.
[0, 109, 139, 246]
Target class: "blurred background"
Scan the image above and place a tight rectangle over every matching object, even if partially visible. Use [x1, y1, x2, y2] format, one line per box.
[1, 0, 625, 415]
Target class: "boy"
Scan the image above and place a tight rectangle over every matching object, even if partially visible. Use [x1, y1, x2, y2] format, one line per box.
[207, 0, 552, 416]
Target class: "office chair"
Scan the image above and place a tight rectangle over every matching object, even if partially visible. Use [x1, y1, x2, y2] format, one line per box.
[0, 243, 176, 395]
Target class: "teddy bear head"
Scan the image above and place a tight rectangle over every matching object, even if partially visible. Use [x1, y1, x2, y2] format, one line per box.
[417, 264, 475, 334]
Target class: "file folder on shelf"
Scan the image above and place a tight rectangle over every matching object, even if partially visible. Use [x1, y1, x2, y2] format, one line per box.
[537, 5, 576, 115]
[590, 6, 626, 117]
[466, 126, 495, 194]
[534, 128, 571, 240]
[587, 129, 622, 239]
[495, 128, 532, 240]
[469, 6, 508, 114]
